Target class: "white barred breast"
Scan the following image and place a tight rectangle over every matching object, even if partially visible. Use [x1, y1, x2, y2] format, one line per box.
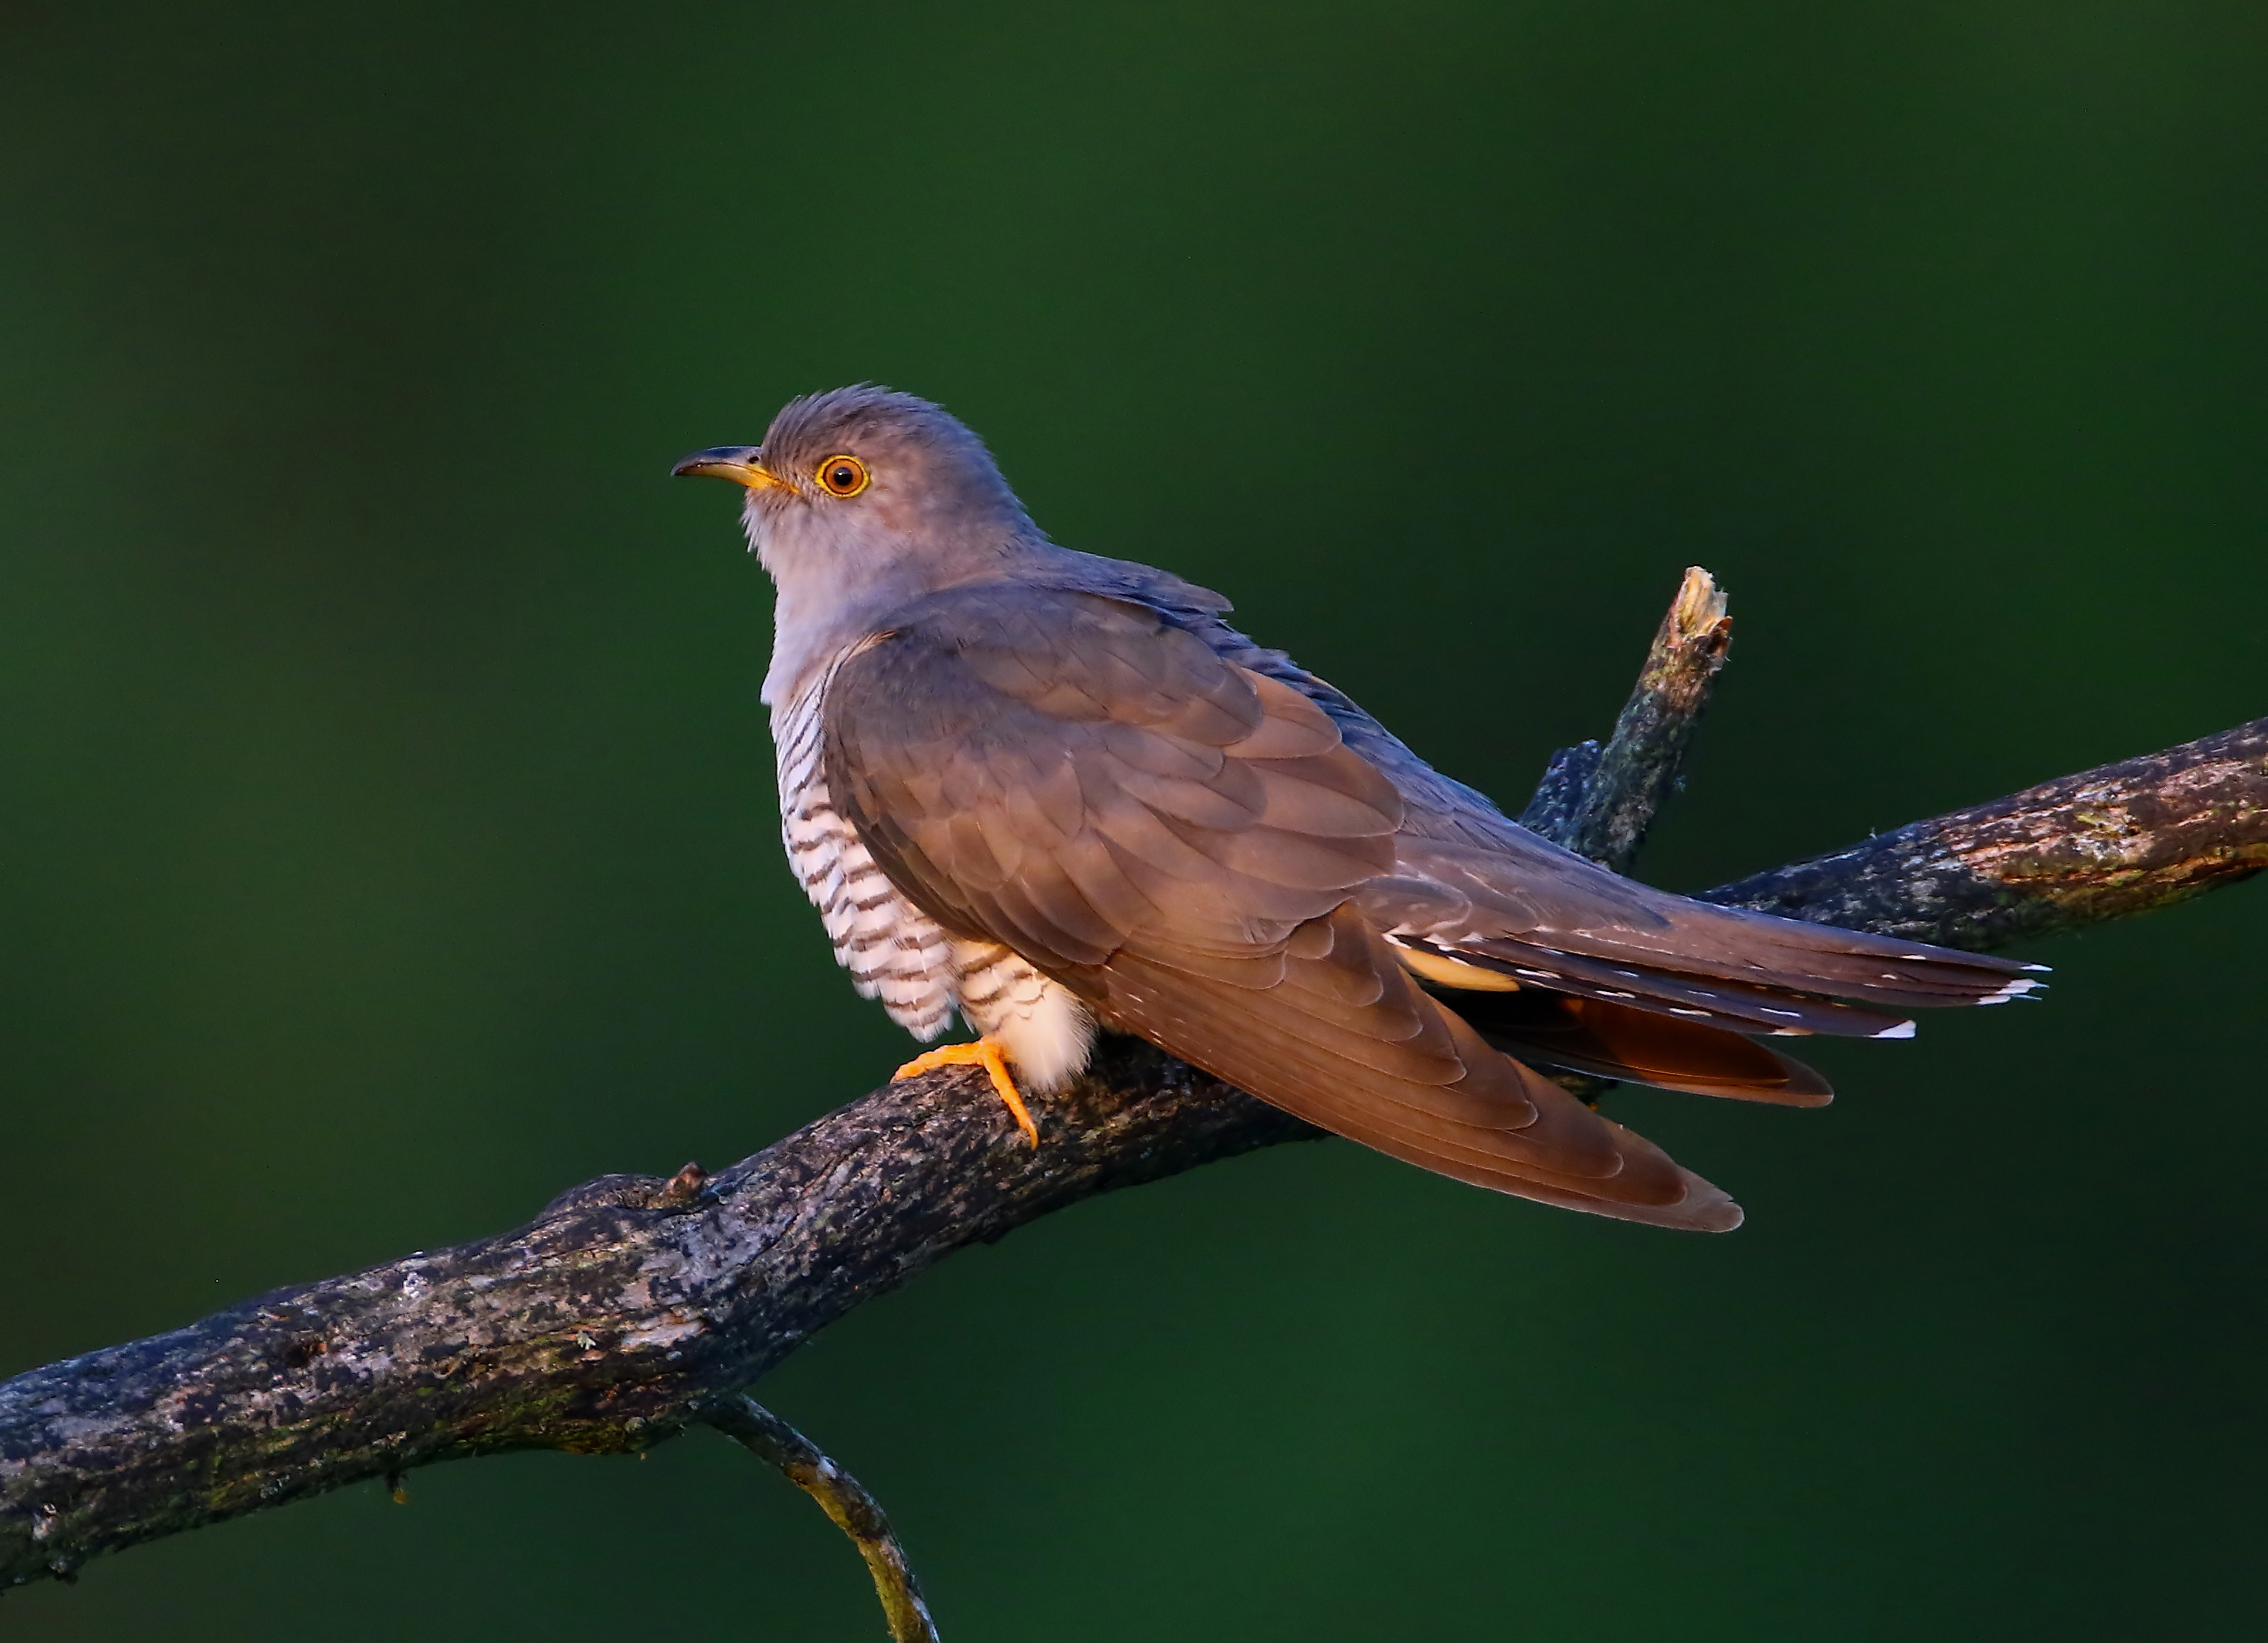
[771, 658, 1099, 1091]
[772, 664, 956, 1040]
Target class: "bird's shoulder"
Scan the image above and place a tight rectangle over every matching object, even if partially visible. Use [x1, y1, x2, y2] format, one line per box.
[842, 564, 1534, 852]
[819, 575, 1408, 969]
[1168, 608, 1538, 851]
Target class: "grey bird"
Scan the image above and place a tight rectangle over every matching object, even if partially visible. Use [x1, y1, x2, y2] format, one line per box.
[675, 386, 2038, 1231]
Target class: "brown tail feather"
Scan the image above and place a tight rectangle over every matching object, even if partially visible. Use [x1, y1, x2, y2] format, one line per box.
[1378, 835, 2044, 1020]
[1395, 934, 1918, 1039]
[1445, 989, 1834, 1107]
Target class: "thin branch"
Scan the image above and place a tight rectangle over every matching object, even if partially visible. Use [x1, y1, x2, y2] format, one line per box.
[1521, 565, 1733, 869]
[2, 572, 2262, 1613]
[707, 1396, 939, 1643]
[1518, 566, 1736, 1101]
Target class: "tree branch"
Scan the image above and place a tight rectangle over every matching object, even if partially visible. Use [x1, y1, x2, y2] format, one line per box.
[1519, 564, 1733, 869]
[707, 1396, 940, 1643]
[3, 569, 2261, 1630]
[1701, 718, 2268, 941]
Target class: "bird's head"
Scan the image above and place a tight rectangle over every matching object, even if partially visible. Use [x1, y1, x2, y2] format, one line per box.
[673, 384, 1216, 706]
[674, 386, 1037, 595]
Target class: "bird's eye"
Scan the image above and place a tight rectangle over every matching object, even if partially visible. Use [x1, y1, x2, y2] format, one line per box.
[815, 455, 870, 497]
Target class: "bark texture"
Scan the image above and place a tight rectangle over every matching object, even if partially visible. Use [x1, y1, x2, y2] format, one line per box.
[1, 571, 2261, 1608]
[1705, 718, 2268, 941]
[1522, 565, 1733, 871]
[0, 1041, 1290, 1588]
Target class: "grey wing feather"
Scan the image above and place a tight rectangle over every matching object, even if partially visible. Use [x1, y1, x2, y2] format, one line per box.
[1167, 608, 2037, 1037]
[822, 581, 1740, 1228]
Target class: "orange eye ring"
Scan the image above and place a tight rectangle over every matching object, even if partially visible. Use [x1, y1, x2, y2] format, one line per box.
[814, 454, 870, 497]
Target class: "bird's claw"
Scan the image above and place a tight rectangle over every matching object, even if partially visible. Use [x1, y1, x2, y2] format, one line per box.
[893, 1037, 1040, 1146]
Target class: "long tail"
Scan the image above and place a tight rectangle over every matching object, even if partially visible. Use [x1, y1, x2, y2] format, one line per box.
[1442, 988, 1834, 1106]
[1370, 833, 2044, 1042]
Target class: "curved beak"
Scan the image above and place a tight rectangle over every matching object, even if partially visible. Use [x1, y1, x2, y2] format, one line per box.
[671, 445, 783, 490]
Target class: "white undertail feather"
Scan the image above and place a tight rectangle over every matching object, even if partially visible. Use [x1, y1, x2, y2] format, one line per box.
[1979, 976, 2045, 1003]
[950, 939, 1095, 1093]
[773, 656, 1096, 1088]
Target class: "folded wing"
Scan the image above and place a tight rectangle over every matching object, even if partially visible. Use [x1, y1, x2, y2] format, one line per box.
[824, 584, 1742, 1230]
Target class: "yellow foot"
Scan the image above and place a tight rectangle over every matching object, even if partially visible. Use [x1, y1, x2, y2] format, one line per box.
[893, 1037, 1040, 1147]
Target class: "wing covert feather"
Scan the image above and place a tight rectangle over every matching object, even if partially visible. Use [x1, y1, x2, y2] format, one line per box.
[825, 585, 1404, 969]
[823, 584, 1733, 1224]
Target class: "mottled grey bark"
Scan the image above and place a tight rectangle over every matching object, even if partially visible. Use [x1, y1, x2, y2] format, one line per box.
[1523, 566, 1733, 871]
[2, 569, 2261, 1629]
[1703, 718, 2268, 942]
[0, 1039, 1295, 1591]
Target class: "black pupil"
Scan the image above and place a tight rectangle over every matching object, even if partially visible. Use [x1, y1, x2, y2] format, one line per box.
[830, 465, 856, 489]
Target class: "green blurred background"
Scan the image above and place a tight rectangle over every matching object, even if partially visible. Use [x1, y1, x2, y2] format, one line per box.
[3, 1, 2264, 1635]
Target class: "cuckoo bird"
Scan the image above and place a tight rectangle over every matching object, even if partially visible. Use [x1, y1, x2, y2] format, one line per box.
[675, 386, 2038, 1231]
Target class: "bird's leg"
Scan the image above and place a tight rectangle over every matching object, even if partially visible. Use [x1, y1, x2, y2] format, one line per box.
[892, 1037, 1040, 1147]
